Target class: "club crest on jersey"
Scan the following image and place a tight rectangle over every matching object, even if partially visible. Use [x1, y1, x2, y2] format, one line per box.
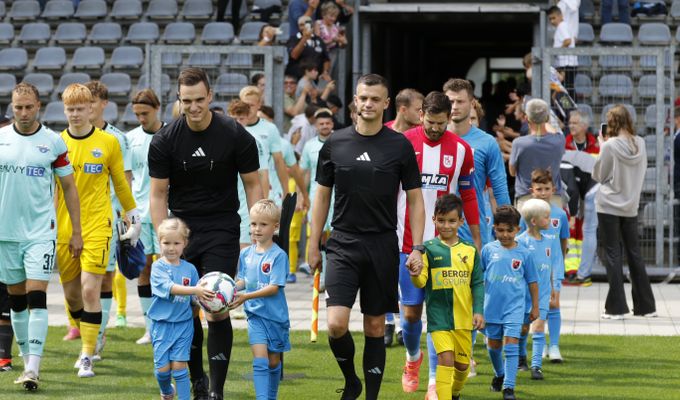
[551, 218, 559, 228]
[91, 148, 103, 158]
[36, 145, 49, 153]
[182, 277, 190, 286]
[421, 173, 449, 191]
[511, 259, 522, 270]
[261, 262, 271, 275]
[457, 253, 469, 264]
[443, 155, 454, 168]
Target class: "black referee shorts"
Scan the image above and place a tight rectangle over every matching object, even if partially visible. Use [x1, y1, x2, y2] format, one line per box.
[0, 282, 9, 321]
[183, 219, 240, 279]
[325, 230, 400, 316]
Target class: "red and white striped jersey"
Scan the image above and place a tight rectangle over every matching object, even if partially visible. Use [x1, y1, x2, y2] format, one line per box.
[397, 126, 479, 253]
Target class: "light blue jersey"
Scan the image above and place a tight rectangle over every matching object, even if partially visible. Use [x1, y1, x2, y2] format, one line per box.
[0, 124, 73, 241]
[300, 136, 334, 228]
[457, 126, 511, 245]
[127, 124, 163, 223]
[481, 241, 537, 325]
[244, 118, 287, 201]
[269, 140, 297, 206]
[520, 204, 568, 281]
[148, 258, 199, 323]
[237, 243, 289, 324]
[516, 232, 559, 314]
[103, 122, 131, 220]
[237, 133, 269, 235]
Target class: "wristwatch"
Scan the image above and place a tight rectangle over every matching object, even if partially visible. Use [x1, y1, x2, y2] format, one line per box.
[412, 245, 425, 253]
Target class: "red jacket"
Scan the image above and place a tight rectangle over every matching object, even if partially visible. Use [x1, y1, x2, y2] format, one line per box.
[565, 132, 600, 154]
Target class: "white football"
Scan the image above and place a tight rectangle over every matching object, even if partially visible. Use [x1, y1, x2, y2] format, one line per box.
[197, 271, 236, 314]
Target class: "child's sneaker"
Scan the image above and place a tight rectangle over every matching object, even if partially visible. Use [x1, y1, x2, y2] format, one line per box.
[298, 263, 312, 275]
[601, 313, 624, 320]
[518, 355, 529, 371]
[530, 367, 544, 380]
[490, 375, 504, 392]
[425, 383, 438, 399]
[14, 370, 39, 391]
[63, 326, 80, 341]
[548, 345, 563, 363]
[160, 383, 175, 400]
[286, 273, 297, 283]
[0, 358, 12, 372]
[136, 331, 151, 344]
[77, 355, 95, 378]
[502, 388, 516, 400]
[401, 351, 423, 392]
[576, 276, 592, 287]
[115, 314, 127, 328]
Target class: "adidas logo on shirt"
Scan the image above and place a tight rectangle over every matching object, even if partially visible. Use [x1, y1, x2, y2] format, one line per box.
[356, 152, 371, 162]
[192, 147, 206, 157]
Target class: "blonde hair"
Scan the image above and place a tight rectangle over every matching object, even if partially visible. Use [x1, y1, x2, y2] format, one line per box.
[250, 199, 281, 223]
[239, 85, 262, 101]
[62, 84, 93, 106]
[520, 198, 551, 226]
[157, 218, 191, 241]
[172, 99, 182, 119]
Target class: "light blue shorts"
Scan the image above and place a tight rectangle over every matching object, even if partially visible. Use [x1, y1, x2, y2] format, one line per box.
[553, 278, 562, 292]
[398, 253, 424, 306]
[247, 315, 291, 353]
[150, 319, 193, 369]
[140, 223, 160, 256]
[523, 309, 548, 325]
[0, 240, 55, 285]
[484, 322, 522, 340]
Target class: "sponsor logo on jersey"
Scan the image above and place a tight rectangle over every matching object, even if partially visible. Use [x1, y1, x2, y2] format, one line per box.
[84, 163, 103, 174]
[261, 262, 271, 274]
[26, 166, 45, 177]
[91, 148, 103, 158]
[36, 145, 49, 153]
[551, 218, 559, 228]
[182, 277, 190, 286]
[434, 256, 443, 261]
[421, 173, 449, 191]
[443, 154, 454, 168]
[511, 259, 522, 270]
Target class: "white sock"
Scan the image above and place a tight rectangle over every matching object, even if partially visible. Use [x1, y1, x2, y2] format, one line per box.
[27, 355, 41, 375]
[406, 349, 421, 362]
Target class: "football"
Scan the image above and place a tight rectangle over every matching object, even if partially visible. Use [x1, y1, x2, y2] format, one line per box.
[196, 271, 237, 314]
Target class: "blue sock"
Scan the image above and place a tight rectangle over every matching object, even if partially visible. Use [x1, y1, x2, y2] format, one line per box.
[172, 368, 190, 400]
[27, 308, 48, 356]
[97, 297, 112, 344]
[547, 309, 561, 347]
[503, 342, 519, 389]
[268, 362, 282, 400]
[139, 296, 152, 332]
[518, 333, 528, 357]
[385, 313, 395, 324]
[401, 319, 423, 359]
[253, 357, 269, 400]
[155, 369, 173, 395]
[10, 309, 29, 357]
[487, 346, 504, 377]
[426, 332, 437, 381]
[531, 332, 545, 369]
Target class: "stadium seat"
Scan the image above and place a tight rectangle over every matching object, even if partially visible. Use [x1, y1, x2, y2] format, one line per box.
[17, 23, 51, 46]
[163, 102, 176, 123]
[111, 46, 145, 70]
[599, 23, 633, 44]
[598, 55, 633, 69]
[601, 103, 637, 125]
[104, 101, 119, 123]
[576, 104, 594, 126]
[56, 73, 91, 95]
[72, 47, 106, 70]
[146, 0, 179, 21]
[215, 72, 248, 97]
[599, 74, 633, 98]
[42, 101, 68, 125]
[574, 74, 593, 98]
[640, 49, 672, 70]
[225, 0, 248, 20]
[41, 0, 75, 19]
[101, 73, 132, 98]
[638, 75, 671, 99]
[162, 22, 196, 44]
[638, 23, 671, 45]
[88, 22, 123, 44]
[641, 168, 669, 194]
[111, 0, 143, 21]
[0, 2, 5, 19]
[225, 53, 253, 69]
[187, 53, 221, 69]
[577, 23, 594, 44]
[201, 22, 235, 44]
[277, 22, 290, 44]
[33, 47, 67, 71]
[239, 21, 267, 44]
[120, 103, 139, 126]
[54, 23, 87, 44]
[0, 23, 15, 45]
[125, 22, 160, 44]
[22, 73, 54, 98]
[253, 0, 282, 12]
[644, 104, 671, 130]
[74, 0, 108, 20]
[9, 0, 41, 21]
[0, 74, 17, 97]
[161, 52, 184, 68]
[641, 200, 672, 228]
[137, 73, 172, 96]
[579, 0, 594, 20]
[0, 48, 28, 72]
[671, 0, 680, 20]
[182, 0, 213, 21]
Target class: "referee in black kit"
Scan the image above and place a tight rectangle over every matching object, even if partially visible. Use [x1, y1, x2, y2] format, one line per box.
[308, 74, 426, 400]
[148, 68, 263, 400]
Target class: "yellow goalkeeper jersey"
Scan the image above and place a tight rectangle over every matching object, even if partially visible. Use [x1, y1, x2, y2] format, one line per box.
[57, 127, 136, 243]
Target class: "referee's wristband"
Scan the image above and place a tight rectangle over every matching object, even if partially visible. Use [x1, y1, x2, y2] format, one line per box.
[411, 245, 425, 253]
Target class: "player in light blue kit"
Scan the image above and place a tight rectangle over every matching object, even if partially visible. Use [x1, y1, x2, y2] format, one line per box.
[149, 218, 215, 400]
[127, 89, 166, 344]
[231, 200, 291, 400]
[0, 83, 83, 390]
[482, 205, 538, 400]
[517, 199, 561, 381]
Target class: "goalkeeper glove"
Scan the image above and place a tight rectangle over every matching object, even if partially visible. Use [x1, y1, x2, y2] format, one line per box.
[120, 208, 142, 247]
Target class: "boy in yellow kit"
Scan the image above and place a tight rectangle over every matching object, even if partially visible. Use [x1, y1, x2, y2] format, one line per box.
[56, 84, 141, 378]
[411, 194, 485, 400]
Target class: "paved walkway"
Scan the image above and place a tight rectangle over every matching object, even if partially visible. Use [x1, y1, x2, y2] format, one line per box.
[44, 273, 680, 336]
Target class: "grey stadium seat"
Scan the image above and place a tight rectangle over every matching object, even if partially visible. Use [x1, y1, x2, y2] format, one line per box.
[672, 0, 680, 19]
[74, 0, 107, 20]
[111, 0, 143, 21]
[601, 104, 637, 125]
[101, 73, 132, 97]
[22, 73, 54, 97]
[0, 2, 5, 19]
[88, 22, 123, 44]
[72, 47, 106, 70]
[54, 23, 87, 44]
[640, 49, 672, 70]
[161, 53, 183, 68]
[215, 73, 248, 97]
[126, 22, 160, 44]
[0, 48, 28, 71]
[42, 101, 68, 125]
[0, 74, 17, 97]
[162, 22, 195, 44]
[201, 22, 234, 44]
[104, 101, 119, 123]
[182, 0, 213, 20]
[9, 0, 41, 21]
[577, 23, 594, 44]
[225, 53, 253, 69]
[599, 23, 633, 43]
[187, 53, 221, 69]
[33, 47, 67, 71]
[56, 73, 91, 95]
[137, 73, 171, 96]
[599, 55, 633, 69]
[574, 74, 593, 98]
[146, 0, 178, 20]
[638, 23, 671, 45]
[638, 75, 671, 99]
[0, 23, 14, 45]
[644, 105, 671, 130]
[239, 22, 266, 44]
[111, 46, 144, 70]
[41, 0, 75, 19]
[17, 23, 51, 46]
[598, 74, 633, 98]
[120, 103, 137, 126]
[163, 102, 176, 123]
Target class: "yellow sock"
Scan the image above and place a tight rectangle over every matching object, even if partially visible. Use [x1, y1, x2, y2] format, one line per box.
[113, 269, 127, 315]
[289, 240, 299, 274]
[436, 365, 455, 400]
[80, 321, 100, 356]
[452, 365, 470, 396]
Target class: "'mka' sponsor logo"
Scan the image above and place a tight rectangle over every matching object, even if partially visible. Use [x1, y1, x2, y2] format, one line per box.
[421, 173, 449, 191]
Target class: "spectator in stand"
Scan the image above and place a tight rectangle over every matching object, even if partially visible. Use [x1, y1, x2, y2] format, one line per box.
[594, 105, 655, 319]
[548, 6, 577, 99]
[288, 0, 319, 39]
[557, 0, 580, 40]
[251, 73, 266, 95]
[321, 0, 354, 24]
[326, 94, 346, 130]
[217, 0, 243, 35]
[509, 98, 566, 208]
[315, 2, 348, 78]
[565, 110, 598, 154]
[296, 61, 319, 98]
[494, 100, 528, 162]
[284, 75, 308, 133]
[286, 16, 332, 82]
[601, 0, 630, 24]
[384, 89, 424, 133]
[258, 24, 280, 46]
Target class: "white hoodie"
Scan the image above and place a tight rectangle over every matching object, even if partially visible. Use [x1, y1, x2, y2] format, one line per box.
[593, 135, 647, 217]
